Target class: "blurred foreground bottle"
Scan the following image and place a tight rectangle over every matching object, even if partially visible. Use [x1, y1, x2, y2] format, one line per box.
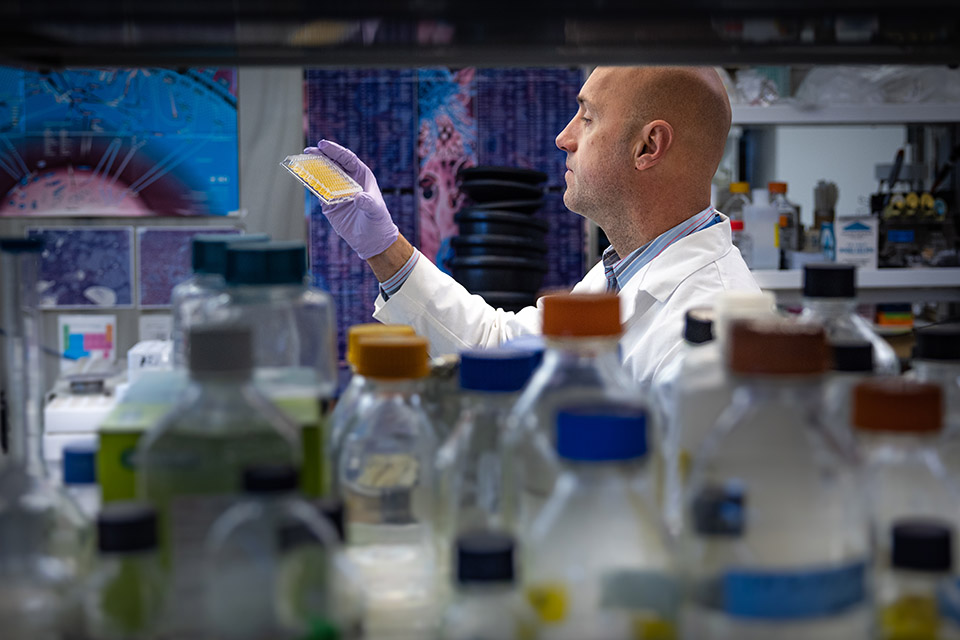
[682, 318, 871, 639]
[524, 405, 679, 640]
[82, 503, 165, 640]
[171, 233, 269, 367]
[336, 335, 440, 638]
[136, 325, 300, 638]
[0, 238, 89, 639]
[908, 324, 960, 440]
[440, 530, 539, 640]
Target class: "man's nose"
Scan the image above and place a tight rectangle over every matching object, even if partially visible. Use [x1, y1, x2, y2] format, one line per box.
[556, 120, 575, 152]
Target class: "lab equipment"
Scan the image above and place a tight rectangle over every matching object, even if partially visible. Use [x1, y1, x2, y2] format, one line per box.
[822, 342, 875, 435]
[908, 324, 960, 441]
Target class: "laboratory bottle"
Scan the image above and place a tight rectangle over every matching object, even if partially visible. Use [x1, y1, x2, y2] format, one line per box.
[440, 529, 539, 640]
[205, 465, 361, 640]
[681, 318, 871, 640]
[62, 441, 101, 521]
[800, 263, 900, 374]
[136, 325, 300, 638]
[769, 181, 799, 266]
[655, 290, 777, 537]
[1, 237, 89, 640]
[851, 378, 960, 563]
[421, 353, 462, 442]
[82, 502, 165, 640]
[877, 519, 960, 640]
[729, 219, 753, 268]
[503, 293, 640, 532]
[435, 349, 540, 580]
[212, 241, 337, 497]
[908, 324, 960, 440]
[720, 181, 751, 222]
[822, 341, 875, 435]
[328, 323, 416, 495]
[524, 405, 680, 640]
[335, 335, 440, 638]
[171, 233, 269, 367]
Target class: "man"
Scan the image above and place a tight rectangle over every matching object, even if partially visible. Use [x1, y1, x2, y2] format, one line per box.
[309, 66, 760, 386]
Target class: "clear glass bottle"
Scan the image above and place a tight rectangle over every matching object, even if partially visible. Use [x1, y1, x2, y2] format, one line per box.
[1, 238, 89, 640]
[421, 354, 462, 443]
[435, 349, 539, 583]
[205, 465, 361, 640]
[654, 291, 776, 537]
[336, 335, 440, 638]
[907, 324, 960, 441]
[769, 181, 798, 267]
[83, 502, 165, 640]
[852, 378, 960, 563]
[62, 441, 101, 521]
[877, 519, 960, 640]
[171, 233, 269, 367]
[524, 405, 679, 639]
[730, 220, 753, 268]
[822, 342, 875, 435]
[329, 323, 417, 495]
[504, 293, 642, 532]
[136, 325, 300, 637]
[682, 318, 871, 640]
[721, 181, 751, 222]
[800, 263, 900, 374]
[206, 241, 337, 498]
[440, 530, 539, 640]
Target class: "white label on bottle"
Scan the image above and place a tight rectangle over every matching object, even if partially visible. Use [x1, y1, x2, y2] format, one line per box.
[166, 494, 235, 637]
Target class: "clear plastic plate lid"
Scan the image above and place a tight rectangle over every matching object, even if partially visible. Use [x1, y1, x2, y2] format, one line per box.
[281, 153, 363, 204]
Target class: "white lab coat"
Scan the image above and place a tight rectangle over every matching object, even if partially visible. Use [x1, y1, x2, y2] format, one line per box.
[373, 214, 761, 387]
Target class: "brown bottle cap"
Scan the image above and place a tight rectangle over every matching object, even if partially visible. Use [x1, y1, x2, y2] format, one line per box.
[346, 323, 416, 367]
[728, 318, 830, 375]
[541, 293, 621, 338]
[354, 335, 430, 380]
[852, 378, 943, 433]
[768, 181, 787, 194]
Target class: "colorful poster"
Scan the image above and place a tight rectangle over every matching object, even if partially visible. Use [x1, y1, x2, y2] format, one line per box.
[27, 227, 134, 308]
[417, 68, 477, 266]
[58, 314, 117, 371]
[137, 226, 240, 307]
[0, 67, 238, 217]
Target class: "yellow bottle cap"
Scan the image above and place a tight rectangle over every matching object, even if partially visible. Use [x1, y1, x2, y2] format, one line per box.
[729, 182, 750, 194]
[354, 335, 430, 380]
[346, 323, 416, 367]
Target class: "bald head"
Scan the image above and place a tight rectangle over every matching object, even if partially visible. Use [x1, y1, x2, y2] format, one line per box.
[599, 66, 732, 180]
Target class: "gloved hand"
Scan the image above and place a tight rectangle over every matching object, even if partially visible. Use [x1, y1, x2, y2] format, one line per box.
[304, 140, 399, 260]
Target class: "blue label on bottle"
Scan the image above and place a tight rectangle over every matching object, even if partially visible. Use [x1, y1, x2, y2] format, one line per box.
[723, 561, 867, 620]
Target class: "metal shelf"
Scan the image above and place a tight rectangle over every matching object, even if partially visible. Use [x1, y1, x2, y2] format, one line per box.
[752, 267, 960, 304]
[732, 103, 960, 126]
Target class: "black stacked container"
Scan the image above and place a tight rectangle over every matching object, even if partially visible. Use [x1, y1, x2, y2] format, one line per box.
[452, 166, 549, 312]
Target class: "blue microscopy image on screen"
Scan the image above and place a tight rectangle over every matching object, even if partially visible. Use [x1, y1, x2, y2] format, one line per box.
[27, 227, 134, 308]
[137, 227, 239, 307]
[0, 67, 238, 217]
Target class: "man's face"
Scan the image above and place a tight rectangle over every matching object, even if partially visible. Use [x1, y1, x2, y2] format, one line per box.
[555, 69, 634, 219]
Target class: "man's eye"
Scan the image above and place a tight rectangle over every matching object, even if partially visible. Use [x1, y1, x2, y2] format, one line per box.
[581, 116, 591, 124]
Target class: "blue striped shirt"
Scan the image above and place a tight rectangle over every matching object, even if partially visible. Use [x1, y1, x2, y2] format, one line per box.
[380, 249, 421, 300]
[602, 206, 722, 293]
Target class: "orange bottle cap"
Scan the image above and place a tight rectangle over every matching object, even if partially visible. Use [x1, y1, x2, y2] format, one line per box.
[354, 335, 430, 380]
[852, 378, 942, 434]
[346, 323, 416, 367]
[768, 182, 788, 194]
[728, 318, 830, 375]
[541, 293, 621, 338]
[730, 182, 750, 194]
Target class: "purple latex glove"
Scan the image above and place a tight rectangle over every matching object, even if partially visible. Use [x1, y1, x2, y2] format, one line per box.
[304, 140, 399, 260]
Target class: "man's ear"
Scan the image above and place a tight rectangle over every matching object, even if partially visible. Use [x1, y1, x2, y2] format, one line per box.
[635, 119, 674, 171]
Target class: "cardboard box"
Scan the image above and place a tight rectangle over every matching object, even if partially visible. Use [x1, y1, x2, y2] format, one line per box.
[835, 217, 879, 269]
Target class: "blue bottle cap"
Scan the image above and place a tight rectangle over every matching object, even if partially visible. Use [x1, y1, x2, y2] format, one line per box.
[62, 442, 97, 485]
[555, 405, 648, 461]
[191, 233, 269, 275]
[224, 241, 307, 286]
[459, 348, 539, 392]
[501, 334, 545, 369]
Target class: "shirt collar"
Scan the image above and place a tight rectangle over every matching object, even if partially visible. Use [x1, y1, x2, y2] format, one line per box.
[602, 206, 721, 292]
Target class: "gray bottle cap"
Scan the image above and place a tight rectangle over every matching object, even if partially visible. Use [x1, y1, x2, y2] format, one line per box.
[188, 325, 253, 375]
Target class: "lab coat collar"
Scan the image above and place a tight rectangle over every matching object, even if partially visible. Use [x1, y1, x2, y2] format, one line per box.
[617, 214, 734, 320]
